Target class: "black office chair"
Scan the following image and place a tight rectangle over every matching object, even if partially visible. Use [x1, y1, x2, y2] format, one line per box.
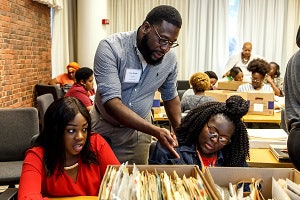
[34, 84, 64, 101]
[0, 107, 39, 188]
[36, 93, 54, 131]
[177, 80, 190, 90]
[177, 80, 190, 100]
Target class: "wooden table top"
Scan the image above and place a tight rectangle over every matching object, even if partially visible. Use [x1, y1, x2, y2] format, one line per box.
[242, 111, 281, 124]
[153, 108, 281, 124]
[247, 148, 294, 168]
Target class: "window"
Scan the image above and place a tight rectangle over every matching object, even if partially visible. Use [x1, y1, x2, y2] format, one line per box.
[228, 0, 239, 56]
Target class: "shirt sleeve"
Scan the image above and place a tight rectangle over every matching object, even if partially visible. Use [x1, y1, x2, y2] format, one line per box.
[18, 149, 49, 200]
[224, 54, 239, 73]
[93, 39, 122, 104]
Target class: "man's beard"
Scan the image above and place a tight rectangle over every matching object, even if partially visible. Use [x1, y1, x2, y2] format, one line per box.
[139, 34, 164, 65]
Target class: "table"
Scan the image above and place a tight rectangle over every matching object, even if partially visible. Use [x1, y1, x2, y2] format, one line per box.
[153, 113, 169, 122]
[247, 148, 294, 168]
[242, 111, 281, 124]
[153, 107, 281, 124]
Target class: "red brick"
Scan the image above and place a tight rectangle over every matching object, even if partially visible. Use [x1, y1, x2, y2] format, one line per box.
[0, 0, 51, 107]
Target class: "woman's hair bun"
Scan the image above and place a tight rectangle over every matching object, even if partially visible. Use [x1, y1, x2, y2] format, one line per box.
[225, 95, 249, 118]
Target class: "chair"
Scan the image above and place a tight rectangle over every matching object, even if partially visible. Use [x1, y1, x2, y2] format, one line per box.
[0, 107, 39, 188]
[37, 93, 54, 131]
[0, 188, 18, 200]
[177, 80, 190, 101]
[34, 83, 64, 101]
[177, 80, 190, 90]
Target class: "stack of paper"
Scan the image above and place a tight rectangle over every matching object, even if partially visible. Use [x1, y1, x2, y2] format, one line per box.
[269, 144, 290, 161]
[247, 129, 288, 148]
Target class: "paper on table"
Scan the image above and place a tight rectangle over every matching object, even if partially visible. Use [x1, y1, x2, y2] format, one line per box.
[247, 129, 288, 140]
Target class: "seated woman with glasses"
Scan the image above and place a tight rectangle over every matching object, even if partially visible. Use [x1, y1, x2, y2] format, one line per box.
[149, 95, 249, 171]
[237, 58, 273, 92]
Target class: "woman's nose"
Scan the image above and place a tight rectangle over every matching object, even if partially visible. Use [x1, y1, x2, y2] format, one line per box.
[75, 131, 84, 140]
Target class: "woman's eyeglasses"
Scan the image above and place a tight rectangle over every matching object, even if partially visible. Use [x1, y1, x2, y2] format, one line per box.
[152, 25, 179, 48]
[206, 123, 231, 145]
[251, 77, 262, 83]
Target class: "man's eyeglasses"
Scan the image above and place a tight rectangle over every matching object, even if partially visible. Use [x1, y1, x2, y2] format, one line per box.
[152, 25, 179, 48]
[206, 123, 231, 145]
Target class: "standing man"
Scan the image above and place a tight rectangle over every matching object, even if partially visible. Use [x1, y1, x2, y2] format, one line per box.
[223, 42, 262, 82]
[285, 25, 300, 170]
[91, 5, 182, 164]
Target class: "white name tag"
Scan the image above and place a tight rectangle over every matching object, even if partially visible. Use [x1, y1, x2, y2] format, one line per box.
[124, 68, 142, 83]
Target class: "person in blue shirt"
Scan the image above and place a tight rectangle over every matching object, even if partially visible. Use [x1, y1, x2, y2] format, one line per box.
[149, 95, 249, 171]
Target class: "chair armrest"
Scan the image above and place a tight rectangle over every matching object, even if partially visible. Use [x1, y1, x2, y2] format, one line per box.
[0, 188, 18, 200]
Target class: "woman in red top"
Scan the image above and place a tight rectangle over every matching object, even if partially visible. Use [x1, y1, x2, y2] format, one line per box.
[18, 97, 120, 199]
[65, 67, 96, 111]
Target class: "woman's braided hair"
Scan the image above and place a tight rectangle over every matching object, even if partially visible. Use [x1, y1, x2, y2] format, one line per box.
[176, 95, 250, 166]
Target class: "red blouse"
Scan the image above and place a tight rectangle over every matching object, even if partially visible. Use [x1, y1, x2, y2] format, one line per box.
[18, 133, 120, 199]
[65, 83, 94, 107]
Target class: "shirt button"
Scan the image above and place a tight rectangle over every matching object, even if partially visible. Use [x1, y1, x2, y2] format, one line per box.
[134, 89, 137, 91]
[129, 103, 132, 106]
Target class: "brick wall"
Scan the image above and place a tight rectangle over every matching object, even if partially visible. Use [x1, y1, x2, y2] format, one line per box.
[0, 0, 51, 108]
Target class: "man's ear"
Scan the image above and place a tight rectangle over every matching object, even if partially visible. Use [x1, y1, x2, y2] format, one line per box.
[141, 21, 151, 34]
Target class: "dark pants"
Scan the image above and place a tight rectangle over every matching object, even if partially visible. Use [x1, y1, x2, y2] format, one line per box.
[287, 127, 300, 170]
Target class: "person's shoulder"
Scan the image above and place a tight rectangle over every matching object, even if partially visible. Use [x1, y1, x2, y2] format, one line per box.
[56, 73, 68, 78]
[204, 95, 216, 101]
[26, 146, 44, 159]
[101, 31, 135, 45]
[237, 83, 250, 91]
[183, 89, 193, 96]
[90, 132, 108, 146]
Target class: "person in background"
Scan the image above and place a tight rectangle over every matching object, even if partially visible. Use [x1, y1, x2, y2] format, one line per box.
[223, 42, 262, 82]
[181, 70, 219, 100]
[205, 70, 219, 90]
[18, 97, 120, 199]
[215, 66, 244, 89]
[149, 95, 249, 171]
[91, 5, 182, 164]
[48, 62, 80, 87]
[65, 67, 96, 111]
[181, 72, 216, 113]
[285, 25, 300, 170]
[265, 62, 284, 96]
[237, 58, 273, 92]
[224, 66, 244, 81]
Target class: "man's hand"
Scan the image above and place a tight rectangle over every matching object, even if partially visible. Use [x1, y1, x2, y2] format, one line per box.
[156, 127, 180, 159]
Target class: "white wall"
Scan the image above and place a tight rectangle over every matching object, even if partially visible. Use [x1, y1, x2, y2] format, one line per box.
[77, 0, 108, 68]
